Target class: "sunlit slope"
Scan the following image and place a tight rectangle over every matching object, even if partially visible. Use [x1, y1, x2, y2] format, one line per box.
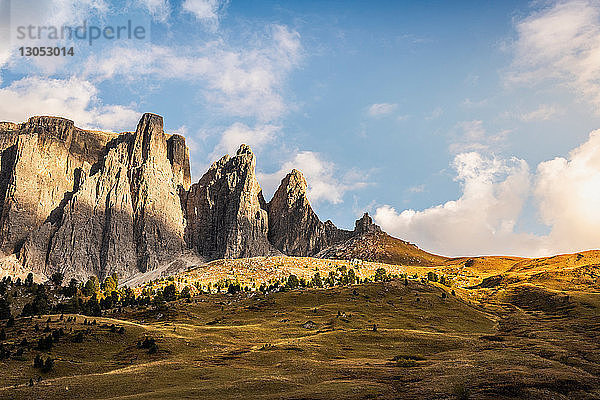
[318, 231, 448, 266]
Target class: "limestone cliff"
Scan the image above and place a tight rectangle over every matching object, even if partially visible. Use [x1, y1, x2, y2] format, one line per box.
[267, 169, 352, 256]
[0, 112, 431, 282]
[184, 144, 277, 259]
[0, 114, 189, 281]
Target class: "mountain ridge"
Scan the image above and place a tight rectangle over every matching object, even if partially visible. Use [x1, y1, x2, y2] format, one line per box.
[0, 113, 444, 281]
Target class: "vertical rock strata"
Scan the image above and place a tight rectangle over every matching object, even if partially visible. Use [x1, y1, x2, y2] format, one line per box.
[184, 144, 277, 259]
[267, 169, 352, 256]
[0, 112, 398, 281]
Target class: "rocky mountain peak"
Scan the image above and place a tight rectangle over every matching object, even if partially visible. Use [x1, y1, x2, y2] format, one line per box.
[237, 143, 253, 156]
[354, 212, 382, 235]
[23, 116, 75, 142]
[267, 168, 353, 256]
[184, 144, 276, 260]
[130, 113, 167, 166]
[277, 169, 308, 207]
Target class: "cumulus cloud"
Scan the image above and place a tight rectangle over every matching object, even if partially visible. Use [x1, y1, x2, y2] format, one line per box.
[258, 151, 369, 204]
[375, 152, 535, 256]
[367, 103, 398, 117]
[375, 130, 600, 257]
[84, 24, 302, 122]
[0, 76, 139, 131]
[534, 130, 600, 253]
[508, 0, 600, 112]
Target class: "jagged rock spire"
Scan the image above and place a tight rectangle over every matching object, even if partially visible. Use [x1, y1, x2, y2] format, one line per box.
[184, 144, 277, 259]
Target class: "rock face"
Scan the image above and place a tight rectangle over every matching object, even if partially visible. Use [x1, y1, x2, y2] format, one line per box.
[184, 144, 277, 259]
[267, 169, 352, 256]
[0, 114, 189, 281]
[0, 112, 436, 282]
[353, 212, 382, 235]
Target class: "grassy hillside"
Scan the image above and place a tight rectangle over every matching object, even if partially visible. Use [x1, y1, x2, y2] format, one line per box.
[1, 278, 599, 399]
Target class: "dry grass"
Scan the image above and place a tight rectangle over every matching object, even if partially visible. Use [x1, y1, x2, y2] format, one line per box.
[0, 275, 598, 399]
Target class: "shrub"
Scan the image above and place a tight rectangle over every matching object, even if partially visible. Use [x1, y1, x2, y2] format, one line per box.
[163, 284, 177, 301]
[37, 335, 53, 351]
[452, 383, 471, 400]
[72, 331, 85, 343]
[33, 354, 43, 368]
[0, 298, 11, 320]
[138, 337, 158, 354]
[180, 286, 191, 299]
[50, 272, 64, 287]
[0, 328, 5, 340]
[374, 268, 389, 282]
[395, 358, 417, 367]
[41, 357, 54, 373]
[286, 274, 299, 290]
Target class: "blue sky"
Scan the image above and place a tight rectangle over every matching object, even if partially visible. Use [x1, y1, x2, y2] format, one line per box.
[1, 0, 600, 257]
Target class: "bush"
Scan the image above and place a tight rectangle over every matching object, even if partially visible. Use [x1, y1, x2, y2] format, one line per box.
[0, 343, 10, 360]
[37, 334, 53, 351]
[50, 272, 64, 287]
[72, 331, 85, 343]
[41, 357, 54, 373]
[374, 268, 389, 282]
[286, 274, 299, 290]
[0, 328, 5, 340]
[180, 286, 191, 299]
[33, 354, 43, 368]
[163, 284, 177, 301]
[138, 337, 158, 354]
[227, 282, 240, 295]
[0, 298, 11, 320]
[395, 358, 417, 367]
[452, 383, 471, 400]
[24, 273, 34, 287]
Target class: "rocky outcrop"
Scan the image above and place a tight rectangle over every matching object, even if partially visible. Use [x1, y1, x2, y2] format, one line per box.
[167, 134, 191, 191]
[354, 212, 382, 235]
[184, 144, 277, 259]
[0, 112, 430, 282]
[267, 169, 352, 256]
[0, 117, 85, 254]
[0, 114, 189, 281]
[317, 213, 447, 266]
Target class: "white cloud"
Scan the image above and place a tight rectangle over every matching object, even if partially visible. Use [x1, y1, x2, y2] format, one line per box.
[375, 152, 534, 257]
[449, 120, 509, 154]
[259, 151, 369, 204]
[182, 0, 228, 31]
[534, 129, 600, 253]
[0, 76, 139, 131]
[375, 130, 600, 257]
[508, 0, 600, 112]
[461, 98, 488, 108]
[136, 0, 170, 21]
[84, 24, 302, 122]
[519, 104, 563, 122]
[407, 184, 425, 193]
[210, 123, 279, 159]
[367, 103, 398, 117]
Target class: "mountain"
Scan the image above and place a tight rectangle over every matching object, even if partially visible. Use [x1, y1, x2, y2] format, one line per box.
[317, 213, 448, 266]
[267, 169, 353, 256]
[184, 144, 278, 259]
[0, 113, 442, 281]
